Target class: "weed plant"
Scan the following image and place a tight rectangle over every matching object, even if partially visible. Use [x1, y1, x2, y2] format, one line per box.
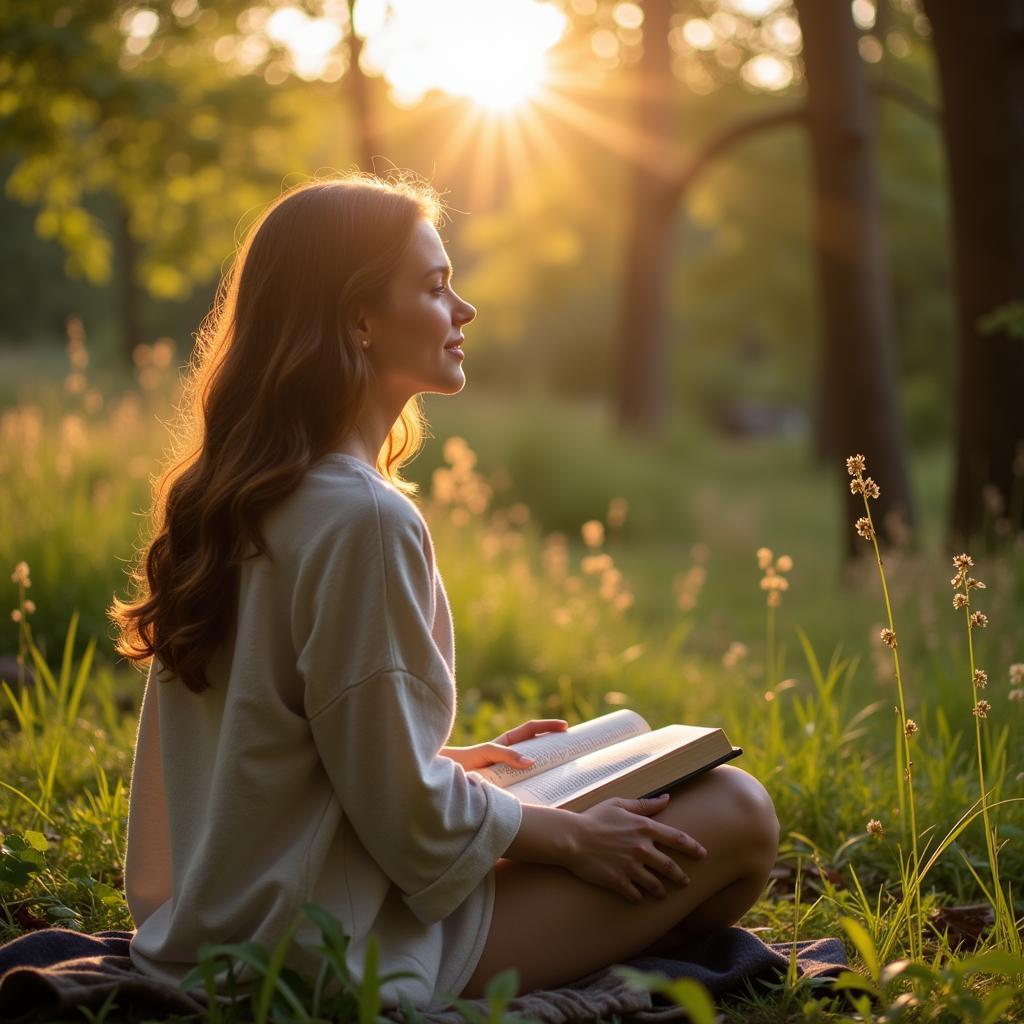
[1, 344, 1024, 1021]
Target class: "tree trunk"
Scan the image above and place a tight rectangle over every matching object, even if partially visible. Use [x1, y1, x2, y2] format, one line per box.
[115, 200, 144, 366]
[793, 0, 915, 554]
[346, 1, 379, 172]
[613, 0, 676, 435]
[922, 0, 1024, 546]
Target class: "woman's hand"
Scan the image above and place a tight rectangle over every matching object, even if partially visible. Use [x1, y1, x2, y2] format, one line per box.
[566, 794, 708, 904]
[439, 718, 568, 772]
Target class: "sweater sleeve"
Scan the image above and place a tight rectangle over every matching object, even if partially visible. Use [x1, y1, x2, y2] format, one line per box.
[297, 483, 522, 924]
[309, 669, 522, 923]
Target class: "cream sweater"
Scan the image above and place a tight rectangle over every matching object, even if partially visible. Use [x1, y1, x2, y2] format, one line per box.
[124, 454, 524, 1009]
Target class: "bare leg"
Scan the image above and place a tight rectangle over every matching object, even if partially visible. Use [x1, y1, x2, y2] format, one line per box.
[461, 765, 779, 998]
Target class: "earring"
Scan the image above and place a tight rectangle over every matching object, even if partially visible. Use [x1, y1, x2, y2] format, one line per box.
[360, 337, 370, 350]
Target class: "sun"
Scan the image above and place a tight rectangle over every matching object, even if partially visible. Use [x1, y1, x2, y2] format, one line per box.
[358, 0, 568, 112]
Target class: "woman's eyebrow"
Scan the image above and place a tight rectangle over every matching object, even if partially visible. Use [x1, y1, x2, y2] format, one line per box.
[421, 263, 453, 280]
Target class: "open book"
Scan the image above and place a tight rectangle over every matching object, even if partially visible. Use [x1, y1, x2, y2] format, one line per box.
[471, 709, 741, 812]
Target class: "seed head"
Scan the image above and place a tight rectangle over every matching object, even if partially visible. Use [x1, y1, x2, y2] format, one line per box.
[722, 641, 748, 670]
[880, 628, 897, 649]
[10, 609, 22, 623]
[756, 547, 773, 571]
[967, 577, 986, 590]
[23, 599, 35, 615]
[776, 554, 793, 573]
[904, 719, 918, 737]
[581, 520, 605, 549]
[973, 669, 988, 689]
[970, 611, 988, 630]
[866, 819, 885, 837]
[953, 593, 969, 610]
[973, 699, 992, 719]
[1009, 688, 1024, 702]
[767, 591, 781, 608]
[862, 478, 881, 499]
[10, 561, 31, 587]
[846, 454, 867, 477]
[855, 517, 874, 540]
[1009, 663, 1024, 686]
[953, 553, 974, 571]
[850, 478, 865, 496]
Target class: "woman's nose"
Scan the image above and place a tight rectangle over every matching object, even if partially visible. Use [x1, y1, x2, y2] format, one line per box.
[454, 295, 476, 326]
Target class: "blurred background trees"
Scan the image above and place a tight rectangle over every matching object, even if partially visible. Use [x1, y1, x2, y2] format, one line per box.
[1, 0, 1021, 550]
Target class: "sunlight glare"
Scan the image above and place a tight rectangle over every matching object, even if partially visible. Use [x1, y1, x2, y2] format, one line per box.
[362, 0, 567, 111]
[266, 7, 343, 80]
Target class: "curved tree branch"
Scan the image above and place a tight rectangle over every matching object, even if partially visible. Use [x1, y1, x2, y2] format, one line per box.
[666, 80, 937, 207]
[668, 102, 808, 205]
[871, 79, 941, 121]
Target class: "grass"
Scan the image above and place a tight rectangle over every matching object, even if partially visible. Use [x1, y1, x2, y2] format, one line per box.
[1, 344, 1023, 1021]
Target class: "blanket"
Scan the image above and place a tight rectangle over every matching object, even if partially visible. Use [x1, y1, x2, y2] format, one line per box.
[0, 926, 847, 1023]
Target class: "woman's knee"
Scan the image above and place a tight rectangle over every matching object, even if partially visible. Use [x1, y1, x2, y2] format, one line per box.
[716, 765, 779, 860]
[664, 765, 779, 864]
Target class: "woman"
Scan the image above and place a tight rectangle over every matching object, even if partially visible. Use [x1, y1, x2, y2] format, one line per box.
[109, 174, 778, 1011]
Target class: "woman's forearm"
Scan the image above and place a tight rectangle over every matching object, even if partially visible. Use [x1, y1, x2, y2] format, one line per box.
[501, 803, 580, 866]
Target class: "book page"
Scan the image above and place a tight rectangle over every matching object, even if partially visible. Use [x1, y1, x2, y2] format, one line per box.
[470, 709, 649, 788]
[503, 725, 689, 805]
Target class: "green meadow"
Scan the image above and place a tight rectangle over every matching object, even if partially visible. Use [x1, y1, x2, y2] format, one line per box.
[2, 348, 1023, 1022]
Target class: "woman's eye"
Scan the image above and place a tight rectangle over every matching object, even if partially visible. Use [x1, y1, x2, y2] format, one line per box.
[432, 284, 447, 295]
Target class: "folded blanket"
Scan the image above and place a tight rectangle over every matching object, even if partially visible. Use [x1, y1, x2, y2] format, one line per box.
[0, 926, 847, 1023]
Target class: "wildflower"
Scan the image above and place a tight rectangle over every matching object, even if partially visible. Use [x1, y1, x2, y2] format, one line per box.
[722, 641, 748, 670]
[850, 477, 865, 496]
[880, 628, 897, 649]
[1009, 689, 1024, 702]
[581, 520, 605, 549]
[10, 561, 31, 587]
[581, 553, 613, 575]
[904, 719, 919, 737]
[862, 478, 881, 499]
[953, 593, 969, 610]
[1010, 664, 1024, 686]
[10, 609, 22, 623]
[973, 699, 992, 719]
[973, 669, 988, 689]
[970, 611, 988, 630]
[767, 591, 781, 608]
[951, 553, 974, 587]
[607, 497, 629, 530]
[866, 819, 885, 837]
[846, 454, 866, 476]
[966, 578, 986, 590]
[23, 600, 35, 615]
[855, 517, 874, 540]
[776, 554, 793, 573]
[756, 547, 773, 571]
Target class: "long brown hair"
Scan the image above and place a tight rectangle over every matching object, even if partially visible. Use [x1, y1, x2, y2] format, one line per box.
[108, 173, 441, 693]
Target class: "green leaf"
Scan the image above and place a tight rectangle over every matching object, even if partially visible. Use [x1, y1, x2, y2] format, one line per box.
[46, 904, 81, 920]
[981, 987, 1019, 1024]
[614, 968, 715, 1024]
[839, 917, 880, 981]
[23, 830, 48, 852]
[657, 979, 716, 1024]
[955, 950, 1024, 977]
[830, 971, 881, 999]
[483, 966, 520, 1015]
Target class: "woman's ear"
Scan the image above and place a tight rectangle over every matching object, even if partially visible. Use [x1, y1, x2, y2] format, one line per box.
[352, 311, 371, 350]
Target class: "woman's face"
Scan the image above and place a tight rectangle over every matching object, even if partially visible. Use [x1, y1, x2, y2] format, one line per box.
[361, 219, 476, 406]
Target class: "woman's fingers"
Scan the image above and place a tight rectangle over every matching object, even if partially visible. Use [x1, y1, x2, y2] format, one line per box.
[500, 719, 568, 744]
[654, 823, 707, 860]
[643, 848, 691, 888]
[484, 743, 535, 767]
